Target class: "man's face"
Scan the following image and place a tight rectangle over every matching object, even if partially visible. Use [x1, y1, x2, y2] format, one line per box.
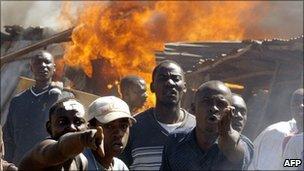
[49, 109, 86, 140]
[152, 63, 186, 105]
[129, 79, 148, 109]
[98, 118, 131, 157]
[195, 90, 230, 135]
[291, 90, 304, 129]
[31, 52, 55, 82]
[231, 95, 247, 133]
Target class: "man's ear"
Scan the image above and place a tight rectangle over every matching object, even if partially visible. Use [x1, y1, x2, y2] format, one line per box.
[46, 121, 52, 136]
[150, 82, 155, 93]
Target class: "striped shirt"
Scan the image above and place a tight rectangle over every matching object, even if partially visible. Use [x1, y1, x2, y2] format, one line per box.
[119, 108, 195, 170]
[160, 129, 254, 170]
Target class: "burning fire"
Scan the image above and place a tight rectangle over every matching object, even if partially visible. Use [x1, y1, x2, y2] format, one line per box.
[60, 1, 265, 109]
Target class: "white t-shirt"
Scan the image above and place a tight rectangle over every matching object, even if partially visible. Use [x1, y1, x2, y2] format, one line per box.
[281, 133, 303, 170]
[157, 121, 183, 133]
[84, 148, 129, 170]
[110, 157, 129, 171]
[248, 119, 298, 170]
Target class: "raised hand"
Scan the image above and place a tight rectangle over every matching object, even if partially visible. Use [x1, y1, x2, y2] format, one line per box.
[81, 127, 105, 157]
[218, 106, 235, 136]
[218, 106, 245, 163]
[95, 126, 105, 157]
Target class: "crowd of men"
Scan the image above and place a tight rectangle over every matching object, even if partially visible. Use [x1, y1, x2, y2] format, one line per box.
[0, 50, 303, 170]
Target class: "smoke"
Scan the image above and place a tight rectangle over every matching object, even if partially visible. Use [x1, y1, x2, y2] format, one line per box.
[264, 1, 303, 38]
[243, 1, 304, 39]
[0, 1, 81, 32]
[1, 1, 303, 38]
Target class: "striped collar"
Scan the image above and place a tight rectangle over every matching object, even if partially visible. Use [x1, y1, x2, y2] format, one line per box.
[30, 86, 50, 97]
[151, 108, 189, 136]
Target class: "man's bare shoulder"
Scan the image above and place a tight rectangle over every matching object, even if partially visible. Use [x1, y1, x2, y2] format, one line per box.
[19, 139, 58, 170]
[26, 139, 57, 153]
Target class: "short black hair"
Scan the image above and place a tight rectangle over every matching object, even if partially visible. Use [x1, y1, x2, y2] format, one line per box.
[231, 93, 247, 107]
[49, 97, 83, 121]
[30, 50, 54, 64]
[152, 60, 184, 82]
[120, 75, 145, 94]
[195, 80, 232, 103]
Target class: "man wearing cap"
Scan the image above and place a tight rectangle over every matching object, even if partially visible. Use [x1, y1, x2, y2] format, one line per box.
[3, 50, 74, 165]
[84, 96, 135, 170]
[18, 97, 104, 170]
[120, 75, 148, 115]
[120, 60, 196, 170]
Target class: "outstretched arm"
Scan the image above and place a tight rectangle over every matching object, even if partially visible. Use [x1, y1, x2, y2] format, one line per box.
[19, 127, 104, 170]
[218, 106, 245, 163]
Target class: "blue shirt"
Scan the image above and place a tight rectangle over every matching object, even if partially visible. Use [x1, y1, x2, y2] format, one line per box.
[119, 108, 196, 170]
[160, 129, 254, 170]
[3, 86, 73, 165]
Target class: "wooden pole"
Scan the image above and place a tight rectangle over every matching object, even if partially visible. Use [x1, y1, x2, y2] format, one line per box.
[255, 61, 280, 138]
[0, 27, 74, 66]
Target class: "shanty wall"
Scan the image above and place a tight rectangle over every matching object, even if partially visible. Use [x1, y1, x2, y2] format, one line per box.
[178, 39, 303, 140]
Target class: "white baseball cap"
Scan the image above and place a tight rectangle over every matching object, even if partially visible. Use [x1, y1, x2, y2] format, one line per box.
[87, 96, 136, 124]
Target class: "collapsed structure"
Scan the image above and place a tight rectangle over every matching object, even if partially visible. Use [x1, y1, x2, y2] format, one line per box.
[156, 37, 303, 139]
[1, 25, 303, 139]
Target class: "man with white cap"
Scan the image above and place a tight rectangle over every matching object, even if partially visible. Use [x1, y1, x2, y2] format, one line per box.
[84, 96, 136, 170]
[19, 97, 104, 170]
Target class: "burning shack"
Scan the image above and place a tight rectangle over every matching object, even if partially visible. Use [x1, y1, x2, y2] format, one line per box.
[156, 37, 303, 139]
[1, 24, 303, 139]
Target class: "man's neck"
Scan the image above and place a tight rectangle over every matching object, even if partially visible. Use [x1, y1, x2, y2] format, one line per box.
[195, 128, 217, 151]
[124, 100, 136, 114]
[129, 104, 136, 114]
[33, 80, 51, 92]
[92, 150, 113, 169]
[154, 102, 183, 124]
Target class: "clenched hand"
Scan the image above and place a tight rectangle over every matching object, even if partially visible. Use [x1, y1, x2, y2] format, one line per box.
[218, 106, 236, 136]
[81, 126, 105, 157]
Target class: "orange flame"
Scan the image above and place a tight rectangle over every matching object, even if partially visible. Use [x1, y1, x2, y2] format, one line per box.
[60, 1, 265, 109]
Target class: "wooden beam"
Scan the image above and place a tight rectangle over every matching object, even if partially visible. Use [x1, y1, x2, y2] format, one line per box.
[189, 44, 252, 75]
[222, 70, 274, 82]
[0, 27, 74, 66]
